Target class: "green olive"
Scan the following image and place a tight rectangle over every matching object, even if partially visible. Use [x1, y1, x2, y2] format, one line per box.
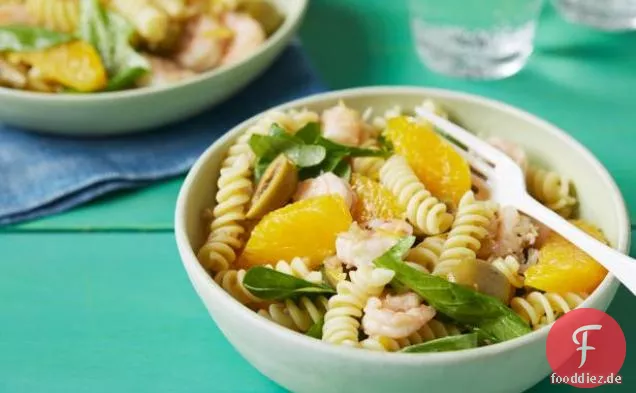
[238, 0, 284, 36]
[446, 259, 514, 304]
[246, 154, 298, 220]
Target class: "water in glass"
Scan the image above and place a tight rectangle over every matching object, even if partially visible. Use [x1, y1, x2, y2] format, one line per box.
[410, 0, 545, 79]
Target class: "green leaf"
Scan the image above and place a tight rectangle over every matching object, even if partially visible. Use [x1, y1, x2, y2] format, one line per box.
[243, 267, 336, 300]
[377, 134, 394, 152]
[104, 12, 150, 91]
[373, 237, 532, 343]
[332, 159, 351, 181]
[0, 26, 73, 52]
[306, 318, 324, 339]
[284, 144, 327, 167]
[78, 0, 149, 91]
[295, 122, 321, 144]
[316, 137, 388, 158]
[400, 333, 478, 353]
[249, 134, 276, 158]
[78, 0, 112, 70]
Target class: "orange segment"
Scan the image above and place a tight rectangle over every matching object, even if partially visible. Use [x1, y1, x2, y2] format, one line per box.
[384, 116, 470, 206]
[239, 195, 353, 269]
[351, 173, 404, 224]
[10, 41, 107, 92]
[525, 220, 608, 293]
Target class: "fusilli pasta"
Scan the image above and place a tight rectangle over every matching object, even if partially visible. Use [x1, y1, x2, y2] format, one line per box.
[198, 154, 252, 272]
[25, 0, 79, 34]
[322, 265, 395, 347]
[526, 166, 577, 218]
[434, 191, 495, 276]
[351, 138, 385, 180]
[491, 255, 524, 289]
[406, 235, 445, 271]
[380, 155, 453, 235]
[266, 257, 323, 284]
[361, 319, 462, 352]
[216, 258, 323, 307]
[214, 268, 262, 305]
[259, 296, 329, 333]
[511, 291, 588, 330]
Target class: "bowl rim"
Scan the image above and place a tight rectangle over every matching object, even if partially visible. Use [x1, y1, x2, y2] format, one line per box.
[0, 0, 308, 101]
[175, 86, 631, 364]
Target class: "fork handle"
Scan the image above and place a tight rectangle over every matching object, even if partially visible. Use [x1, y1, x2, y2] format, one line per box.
[516, 195, 636, 296]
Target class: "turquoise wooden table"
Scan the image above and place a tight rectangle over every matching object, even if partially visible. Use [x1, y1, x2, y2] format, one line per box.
[1, 2, 634, 392]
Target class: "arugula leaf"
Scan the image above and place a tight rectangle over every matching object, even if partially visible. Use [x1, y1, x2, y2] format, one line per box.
[249, 121, 387, 181]
[284, 144, 326, 167]
[0, 26, 73, 52]
[78, 0, 149, 90]
[401, 333, 478, 353]
[295, 123, 321, 144]
[104, 12, 150, 91]
[243, 267, 336, 300]
[306, 318, 324, 339]
[373, 237, 532, 343]
[377, 134, 394, 152]
[332, 159, 351, 181]
[78, 0, 112, 70]
[315, 136, 388, 158]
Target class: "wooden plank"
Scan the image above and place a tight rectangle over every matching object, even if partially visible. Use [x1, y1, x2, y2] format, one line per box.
[0, 232, 633, 392]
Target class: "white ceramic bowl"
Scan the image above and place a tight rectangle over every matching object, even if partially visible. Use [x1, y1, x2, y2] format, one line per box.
[175, 87, 630, 393]
[0, 0, 307, 136]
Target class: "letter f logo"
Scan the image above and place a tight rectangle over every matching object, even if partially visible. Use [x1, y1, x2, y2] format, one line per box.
[572, 324, 602, 368]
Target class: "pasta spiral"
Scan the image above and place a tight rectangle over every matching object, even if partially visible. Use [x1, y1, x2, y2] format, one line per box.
[434, 191, 495, 276]
[351, 138, 385, 180]
[380, 155, 453, 235]
[491, 255, 524, 288]
[406, 235, 445, 271]
[26, 0, 79, 34]
[361, 319, 462, 352]
[526, 166, 577, 218]
[216, 258, 322, 306]
[511, 291, 588, 330]
[199, 109, 320, 273]
[214, 269, 262, 305]
[322, 265, 395, 347]
[259, 296, 329, 333]
[198, 154, 252, 272]
[266, 257, 322, 284]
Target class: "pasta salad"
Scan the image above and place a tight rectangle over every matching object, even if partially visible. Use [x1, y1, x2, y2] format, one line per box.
[197, 99, 608, 353]
[0, 0, 283, 93]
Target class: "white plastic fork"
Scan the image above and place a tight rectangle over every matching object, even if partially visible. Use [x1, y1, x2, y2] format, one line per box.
[415, 108, 636, 296]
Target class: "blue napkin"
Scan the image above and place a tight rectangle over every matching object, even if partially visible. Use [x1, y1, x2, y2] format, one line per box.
[0, 41, 326, 226]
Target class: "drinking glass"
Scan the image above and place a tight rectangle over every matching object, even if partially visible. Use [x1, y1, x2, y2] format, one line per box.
[409, 0, 546, 80]
[552, 0, 636, 31]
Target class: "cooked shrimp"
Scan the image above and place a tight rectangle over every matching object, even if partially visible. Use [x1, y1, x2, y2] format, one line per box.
[174, 15, 230, 72]
[293, 172, 355, 209]
[478, 206, 538, 260]
[221, 12, 265, 66]
[137, 55, 196, 87]
[0, 3, 34, 25]
[322, 101, 364, 146]
[362, 293, 436, 339]
[488, 137, 529, 173]
[335, 223, 407, 269]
